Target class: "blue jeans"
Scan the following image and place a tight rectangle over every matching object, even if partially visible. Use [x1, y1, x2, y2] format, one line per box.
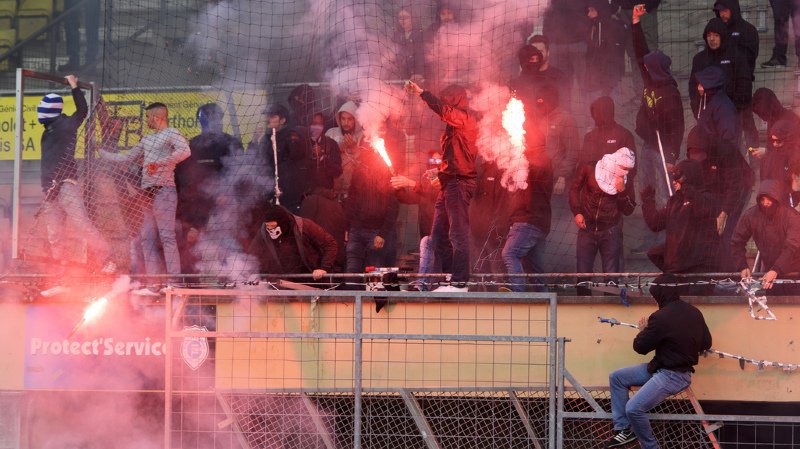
[140, 186, 181, 276]
[501, 222, 547, 292]
[345, 227, 396, 273]
[430, 178, 476, 284]
[610, 363, 692, 449]
[416, 235, 437, 290]
[576, 222, 622, 274]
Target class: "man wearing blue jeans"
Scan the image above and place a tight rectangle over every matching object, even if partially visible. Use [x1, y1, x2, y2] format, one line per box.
[606, 279, 712, 448]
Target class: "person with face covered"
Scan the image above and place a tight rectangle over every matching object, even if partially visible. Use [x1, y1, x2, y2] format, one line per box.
[757, 119, 800, 203]
[247, 205, 338, 279]
[584, 0, 629, 104]
[641, 160, 719, 280]
[326, 101, 365, 200]
[581, 96, 637, 165]
[605, 277, 712, 449]
[689, 17, 755, 147]
[731, 180, 800, 294]
[406, 80, 478, 292]
[751, 87, 800, 160]
[175, 103, 244, 272]
[569, 147, 637, 291]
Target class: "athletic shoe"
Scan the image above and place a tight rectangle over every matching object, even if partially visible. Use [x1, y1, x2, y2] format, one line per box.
[761, 58, 786, 68]
[432, 285, 469, 293]
[498, 287, 513, 292]
[604, 429, 637, 448]
[131, 287, 160, 297]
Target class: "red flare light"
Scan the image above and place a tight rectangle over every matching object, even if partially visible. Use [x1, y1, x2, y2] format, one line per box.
[502, 97, 526, 149]
[69, 296, 109, 338]
[372, 137, 396, 175]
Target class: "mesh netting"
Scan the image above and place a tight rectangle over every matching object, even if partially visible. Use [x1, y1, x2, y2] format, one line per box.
[8, 1, 797, 287]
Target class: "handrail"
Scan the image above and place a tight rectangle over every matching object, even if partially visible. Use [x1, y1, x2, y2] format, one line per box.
[0, 0, 91, 63]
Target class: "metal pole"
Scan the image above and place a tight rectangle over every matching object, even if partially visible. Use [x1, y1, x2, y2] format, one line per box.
[164, 289, 174, 449]
[556, 338, 566, 449]
[548, 293, 557, 449]
[353, 293, 363, 449]
[12, 68, 24, 259]
[655, 130, 674, 197]
[271, 127, 281, 205]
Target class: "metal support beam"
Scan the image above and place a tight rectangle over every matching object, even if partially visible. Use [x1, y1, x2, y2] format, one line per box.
[508, 390, 544, 449]
[400, 389, 442, 449]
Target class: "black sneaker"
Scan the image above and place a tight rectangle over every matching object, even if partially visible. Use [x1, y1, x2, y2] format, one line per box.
[761, 58, 786, 68]
[605, 429, 637, 448]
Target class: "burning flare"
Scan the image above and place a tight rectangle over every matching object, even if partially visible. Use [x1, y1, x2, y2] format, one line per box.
[372, 136, 396, 175]
[502, 97, 526, 149]
[69, 296, 109, 338]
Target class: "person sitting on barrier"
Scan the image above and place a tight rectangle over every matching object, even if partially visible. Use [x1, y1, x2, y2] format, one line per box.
[247, 204, 338, 281]
[39, 74, 116, 275]
[605, 277, 712, 449]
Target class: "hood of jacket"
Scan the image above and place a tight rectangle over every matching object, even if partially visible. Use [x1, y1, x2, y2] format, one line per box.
[752, 88, 784, 123]
[590, 96, 616, 128]
[703, 17, 729, 50]
[643, 50, 675, 85]
[771, 118, 798, 144]
[335, 101, 363, 133]
[686, 126, 710, 157]
[517, 45, 544, 75]
[440, 84, 469, 109]
[649, 275, 681, 308]
[695, 65, 727, 93]
[757, 179, 784, 205]
[713, 0, 742, 25]
[263, 204, 296, 234]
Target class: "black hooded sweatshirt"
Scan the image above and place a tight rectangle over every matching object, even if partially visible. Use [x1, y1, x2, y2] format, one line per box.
[634, 280, 712, 374]
[581, 96, 637, 165]
[689, 18, 752, 117]
[542, 0, 591, 45]
[752, 87, 800, 150]
[760, 118, 800, 201]
[642, 160, 719, 273]
[731, 180, 800, 276]
[695, 65, 754, 215]
[632, 22, 684, 163]
[40, 88, 88, 193]
[420, 85, 478, 180]
[713, 0, 759, 74]
[585, 0, 628, 93]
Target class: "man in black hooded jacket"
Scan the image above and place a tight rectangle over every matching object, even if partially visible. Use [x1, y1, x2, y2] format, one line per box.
[581, 96, 637, 165]
[752, 87, 800, 161]
[605, 278, 712, 448]
[731, 179, 800, 294]
[689, 18, 755, 147]
[641, 160, 718, 277]
[713, 0, 759, 73]
[585, 0, 628, 103]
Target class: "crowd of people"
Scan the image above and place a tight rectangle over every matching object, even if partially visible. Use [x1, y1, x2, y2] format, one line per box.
[37, 1, 800, 297]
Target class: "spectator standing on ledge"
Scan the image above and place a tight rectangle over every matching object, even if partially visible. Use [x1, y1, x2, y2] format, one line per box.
[762, 0, 800, 67]
[39, 75, 115, 274]
[605, 279, 712, 448]
[584, 0, 629, 105]
[406, 80, 478, 292]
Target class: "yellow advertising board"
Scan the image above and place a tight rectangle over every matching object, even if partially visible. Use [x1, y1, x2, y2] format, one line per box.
[0, 89, 268, 160]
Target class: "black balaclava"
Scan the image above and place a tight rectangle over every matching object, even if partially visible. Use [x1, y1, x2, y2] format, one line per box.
[440, 84, 469, 109]
[263, 205, 294, 239]
[517, 45, 544, 76]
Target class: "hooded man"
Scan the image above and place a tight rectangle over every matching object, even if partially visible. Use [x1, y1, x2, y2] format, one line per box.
[759, 119, 800, 201]
[510, 44, 545, 105]
[689, 17, 755, 146]
[605, 277, 712, 448]
[631, 5, 684, 202]
[542, 0, 591, 115]
[694, 65, 754, 260]
[175, 103, 244, 272]
[713, 0, 759, 73]
[731, 179, 800, 294]
[247, 205, 338, 279]
[751, 87, 800, 159]
[406, 80, 478, 292]
[39, 75, 115, 274]
[585, 0, 628, 102]
[581, 96, 637, 165]
[641, 160, 718, 276]
[569, 147, 636, 290]
[326, 101, 365, 199]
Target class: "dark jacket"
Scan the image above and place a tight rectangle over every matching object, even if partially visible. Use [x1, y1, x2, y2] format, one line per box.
[752, 87, 800, 152]
[299, 189, 347, 271]
[394, 172, 438, 238]
[508, 151, 554, 234]
[731, 180, 800, 276]
[40, 88, 88, 193]
[302, 134, 343, 192]
[249, 125, 307, 212]
[760, 119, 800, 201]
[642, 161, 718, 273]
[392, 28, 426, 77]
[632, 23, 684, 163]
[470, 160, 512, 242]
[345, 149, 399, 238]
[695, 65, 754, 214]
[713, 0, 759, 74]
[177, 131, 243, 228]
[585, 1, 628, 93]
[581, 97, 637, 165]
[569, 161, 636, 231]
[634, 284, 713, 373]
[420, 87, 479, 180]
[537, 88, 579, 182]
[689, 18, 753, 116]
[247, 213, 338, 274]
[543, 0, 591, 44]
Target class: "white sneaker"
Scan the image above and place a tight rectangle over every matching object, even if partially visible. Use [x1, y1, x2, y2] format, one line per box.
[100, 261, 118, 275]
[131, 287, 160, 297]
[40, 285, 71, 297]
[432, 285, 469, 293]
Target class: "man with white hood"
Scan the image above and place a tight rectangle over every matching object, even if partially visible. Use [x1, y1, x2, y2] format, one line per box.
[325, 101, 365, 200]
[569, 147, 636, 293]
